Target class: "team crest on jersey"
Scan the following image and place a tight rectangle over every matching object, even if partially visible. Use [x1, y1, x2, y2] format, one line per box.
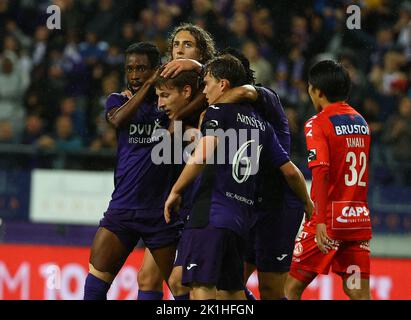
[293, 242, 303, 257]
[308, 149, 317, 162]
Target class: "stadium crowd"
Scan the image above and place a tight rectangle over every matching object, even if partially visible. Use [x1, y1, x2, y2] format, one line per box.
[0, 0, 410, 185]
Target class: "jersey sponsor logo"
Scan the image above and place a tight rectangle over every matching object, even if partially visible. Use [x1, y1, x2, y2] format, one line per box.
[329, 114, 369, 136]
[209, 105, 220, 110]
[186, 263, 198, 271]
[128, 119, 165, 144]
[236, 113, 266, 131]
[225, 191, 254, 205]
[308, 149, 317, 162]
[332, 201, 371, 230]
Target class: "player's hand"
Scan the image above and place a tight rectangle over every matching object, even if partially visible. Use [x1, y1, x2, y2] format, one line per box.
[121, 89, 133, 99]
[146, 67, 162, 86]
[315, 223, 332, 254]
[304, 199, 314, 221]
[164, 191, 182, 224]
[160, 59, 203, 78]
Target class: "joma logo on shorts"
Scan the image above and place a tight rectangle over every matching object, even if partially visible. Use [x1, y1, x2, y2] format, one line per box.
[336, 206, 369, 223]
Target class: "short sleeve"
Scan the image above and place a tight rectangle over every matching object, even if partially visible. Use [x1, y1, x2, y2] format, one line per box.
[265, 125, 290, 167]
[105, 93, 128, 115]
[304, 117, 330, 168]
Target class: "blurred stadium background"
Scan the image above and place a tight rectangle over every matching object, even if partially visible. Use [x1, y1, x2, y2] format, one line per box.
[0, 0, 410, 300]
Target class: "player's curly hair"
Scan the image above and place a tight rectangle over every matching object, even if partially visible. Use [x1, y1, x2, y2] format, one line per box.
[167, 23, 216, 64]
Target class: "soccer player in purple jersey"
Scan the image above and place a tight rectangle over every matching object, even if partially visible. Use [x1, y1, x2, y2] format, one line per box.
[153, 70, 203, 299]
[83, 42, 183, 300]
[164, 55, 313, 300]
[216, 48, 306, 300]
[136, 23, 216, 300]
[158, 47, 306, 300]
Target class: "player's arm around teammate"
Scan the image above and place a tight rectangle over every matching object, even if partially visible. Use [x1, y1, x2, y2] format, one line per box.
[137, 23, 216, 300]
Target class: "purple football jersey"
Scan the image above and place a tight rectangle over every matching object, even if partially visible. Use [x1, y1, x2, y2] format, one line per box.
[105, 93, 173, 213]
[187, 103, 290, 238]
[254, 86, 303, 209]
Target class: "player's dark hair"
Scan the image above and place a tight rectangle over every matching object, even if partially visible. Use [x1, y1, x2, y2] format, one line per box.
[167, 23, 216, 64]
[154, 70, 200, 95]
[204, 54, 248, 88]
[125, 42, 161, 69]
[220, 47, 256, 85]
[308, 60, 351, 102]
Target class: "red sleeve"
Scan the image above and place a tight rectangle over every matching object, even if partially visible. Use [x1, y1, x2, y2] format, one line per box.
[311, 165, 329, 224]
[304, 117, 330, 168]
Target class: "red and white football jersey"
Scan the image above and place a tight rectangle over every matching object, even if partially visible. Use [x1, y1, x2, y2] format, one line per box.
[304, 102, 372, 241]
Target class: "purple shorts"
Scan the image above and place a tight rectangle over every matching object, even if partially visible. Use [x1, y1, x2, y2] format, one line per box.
[99, 209, 184, 252]
[246, 205, 304, 272]
[177, 224, 245, 291]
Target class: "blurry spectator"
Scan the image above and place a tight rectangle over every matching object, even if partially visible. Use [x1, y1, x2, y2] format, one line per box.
[59, 97, 86, 138]
[4, 20, 31, 51]
[396, 2, 411, 61]
[119, 21, 138, 51]
[105, 44, 124, 68]
[289, 16, 309, 51]
[271, 46, 306, 104]
[228, 12, 252, 48]
[0, 120, 15, 143]
[136, 8, 157, 42]
[361, 97, 385, 165]
[306, 14, 330, 62]
[85, 0, 119, 43]
[284, 107, 305, 162]
[242, 41, 272, 87]
[0, 50, 30, 140]
[370, 26, 395, 66]
[190, 0, 226, 48]
[21, 114, 45, 145]
[153, 9, 175, 53]
[250, 8, 275, 61]
[89, 127, 117, 152]
[78, 31, 108, 66]
[362, 97, 384, 141]
[339, 52, 369, 107]
[60, 0, 85, 31]
[38, 115, 83, 151]
[31, 26, 50, 66]
[383, 96, 411, 162]
[369, 51, 407, 96]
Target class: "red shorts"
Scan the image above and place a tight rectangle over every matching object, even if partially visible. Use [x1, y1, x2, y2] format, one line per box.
[289, 228, 370, 283]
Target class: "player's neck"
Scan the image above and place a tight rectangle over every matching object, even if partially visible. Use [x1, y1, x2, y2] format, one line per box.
[320, 100, 344, 111]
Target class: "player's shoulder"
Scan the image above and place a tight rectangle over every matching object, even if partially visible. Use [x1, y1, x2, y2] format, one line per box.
[255, 85, 281, 104]
[305, 113, 323, 127]
[106, 92, 128, 106]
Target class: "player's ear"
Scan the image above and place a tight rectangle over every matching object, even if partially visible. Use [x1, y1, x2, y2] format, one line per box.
[220, 79, 230, 91]
[318, 90, 324, 99]
[182, 84, 192, 99]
